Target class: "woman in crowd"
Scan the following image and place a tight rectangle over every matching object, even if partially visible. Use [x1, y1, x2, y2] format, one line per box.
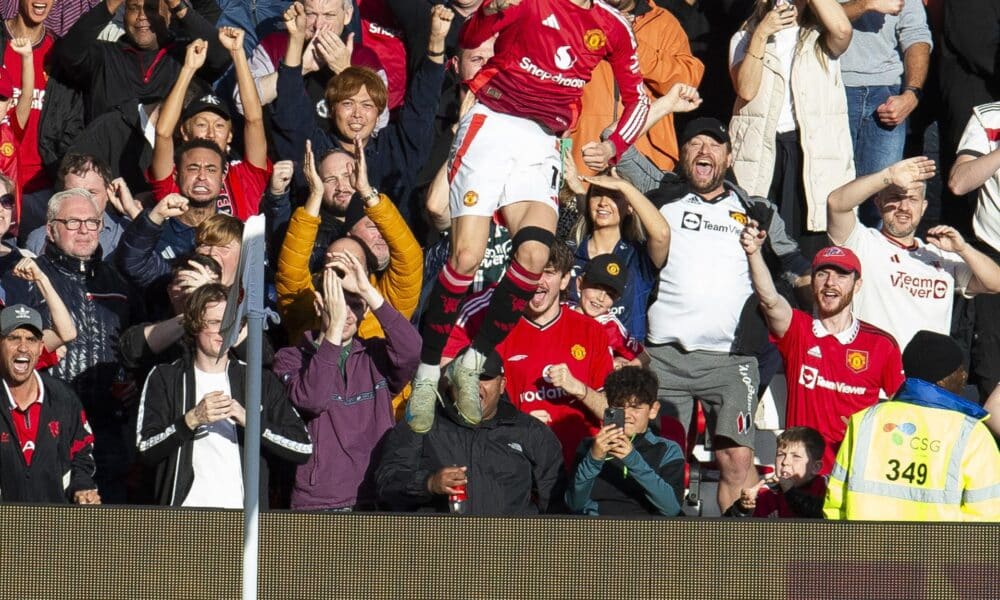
[728, 0, 853, 257]
[568, 167, 670, 341]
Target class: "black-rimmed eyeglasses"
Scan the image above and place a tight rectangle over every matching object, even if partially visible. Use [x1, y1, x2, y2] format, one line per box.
[51, 218, 102, 231]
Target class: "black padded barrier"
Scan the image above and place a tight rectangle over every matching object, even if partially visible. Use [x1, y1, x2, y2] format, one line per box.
[0, 505, 996, 599]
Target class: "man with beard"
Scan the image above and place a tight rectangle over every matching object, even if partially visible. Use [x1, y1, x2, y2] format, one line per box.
[117, 139, 229, 289]
[740, 231, 904, 474]
[827, 156, 1000, 350]
[645, 118, 810, 513]
[0, 304, 99, 504]
[277, 140, 421, 347]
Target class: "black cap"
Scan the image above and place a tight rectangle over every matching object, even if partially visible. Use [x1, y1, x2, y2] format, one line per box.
[181, 94, 231, 123]
[480, 350, 504, 380]
[581, 254, 626, 298]
[902, 330, 964, 384]
[680, 117, 730, 146]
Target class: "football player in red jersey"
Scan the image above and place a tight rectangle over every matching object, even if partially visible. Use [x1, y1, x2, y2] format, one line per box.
[408, 0, 649, 434]
[741, 223, 905, 472]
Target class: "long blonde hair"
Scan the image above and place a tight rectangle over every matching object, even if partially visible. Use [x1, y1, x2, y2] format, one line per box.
[741, 0, 831, 71]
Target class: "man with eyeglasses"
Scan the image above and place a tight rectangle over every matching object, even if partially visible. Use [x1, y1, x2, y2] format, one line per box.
[23, 154, 141, 264]
[3, 187, 143, 503]
[827, 156, 1000, 350]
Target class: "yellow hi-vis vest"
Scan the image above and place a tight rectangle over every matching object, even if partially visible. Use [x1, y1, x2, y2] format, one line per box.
[824, 401, 1000, 521]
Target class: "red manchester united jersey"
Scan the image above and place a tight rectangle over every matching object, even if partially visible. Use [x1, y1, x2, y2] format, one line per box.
[776, 310, 904, 473]
[462, 0, 649, 159]
[444, 291, 615, 466]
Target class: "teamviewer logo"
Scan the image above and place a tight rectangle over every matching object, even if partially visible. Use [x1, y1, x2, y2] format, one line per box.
[681, 212, 702, 230]
[799, 365, 818, 389]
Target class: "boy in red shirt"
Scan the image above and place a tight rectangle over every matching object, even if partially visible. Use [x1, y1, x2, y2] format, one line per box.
[724, 426, 827, 518]
[570, 253, 648, 369]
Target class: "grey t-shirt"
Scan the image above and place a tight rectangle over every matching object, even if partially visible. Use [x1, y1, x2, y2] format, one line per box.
[838, 0, 932, 87]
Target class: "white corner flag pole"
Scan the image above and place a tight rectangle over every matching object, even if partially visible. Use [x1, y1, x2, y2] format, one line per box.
[219, 215, 266, 600]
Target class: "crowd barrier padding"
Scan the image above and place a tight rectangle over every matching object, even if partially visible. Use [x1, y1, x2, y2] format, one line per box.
[1, 505, 996, 599]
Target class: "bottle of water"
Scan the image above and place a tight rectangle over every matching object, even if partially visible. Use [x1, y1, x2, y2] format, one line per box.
[448, 484, 468, 514]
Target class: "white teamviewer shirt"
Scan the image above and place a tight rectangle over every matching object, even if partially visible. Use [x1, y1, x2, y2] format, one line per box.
[842, 224, 973, 349]
[647, 191, 753, 352]
[958, 101, 1000, 253]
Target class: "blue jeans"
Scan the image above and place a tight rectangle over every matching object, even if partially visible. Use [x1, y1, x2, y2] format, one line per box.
[846, 85, 907, 226]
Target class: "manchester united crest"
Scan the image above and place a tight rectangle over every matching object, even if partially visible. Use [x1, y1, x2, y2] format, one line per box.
[583, 29, 606, 52]
[606, 262, 620, 276]
[729, 211, 748, 225]
[463, 191, 478, 207]
[846, 349, 869, 373]
[0, 142, 13, 157]
[571, 344, 586, 360]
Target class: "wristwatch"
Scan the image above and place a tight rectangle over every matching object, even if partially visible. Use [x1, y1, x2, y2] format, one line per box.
[903, 86, 923, 101]
[361, 188, 380, 204]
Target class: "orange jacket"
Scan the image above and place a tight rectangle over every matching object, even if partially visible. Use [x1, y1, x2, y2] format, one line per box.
[570, 4, 703, 175]
[275, 196, 423, 345]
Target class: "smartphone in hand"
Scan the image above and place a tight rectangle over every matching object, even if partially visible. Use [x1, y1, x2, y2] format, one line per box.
[603, 407, 625, 430]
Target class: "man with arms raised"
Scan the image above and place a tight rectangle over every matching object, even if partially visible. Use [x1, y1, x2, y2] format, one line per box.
[741, 228, 904, 472]
[827, 156, 1000, 349]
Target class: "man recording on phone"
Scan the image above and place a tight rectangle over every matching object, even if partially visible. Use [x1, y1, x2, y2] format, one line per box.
[565, 367, 684, 516]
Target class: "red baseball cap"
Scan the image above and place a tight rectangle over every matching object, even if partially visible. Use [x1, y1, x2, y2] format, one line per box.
[0, 68, 13, 100]
[812, 246, 862, 277]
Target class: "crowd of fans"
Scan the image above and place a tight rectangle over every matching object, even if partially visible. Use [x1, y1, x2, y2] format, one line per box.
[0, 0, 996, 521]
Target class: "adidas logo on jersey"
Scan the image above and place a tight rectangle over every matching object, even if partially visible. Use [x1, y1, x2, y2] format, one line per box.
[542, 14, 560, 30]
[807, 346, 822, 358]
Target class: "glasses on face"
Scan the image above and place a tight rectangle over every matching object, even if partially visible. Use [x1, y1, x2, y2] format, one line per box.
[51, 218, 102, 231]
[0, 194, 14, 210]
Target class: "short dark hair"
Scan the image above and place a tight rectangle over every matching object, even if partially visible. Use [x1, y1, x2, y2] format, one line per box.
[605, 366, 659, 408]
[175, 138, 226, 169]
[57, 153, 113, 191]
[183, 283, 228, 339]
[546, 239, 575, 275]
[777, 427, 825, 464]
[171, 252, 222, 282]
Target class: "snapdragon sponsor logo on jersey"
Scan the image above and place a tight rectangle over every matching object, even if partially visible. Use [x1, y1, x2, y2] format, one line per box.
[519, 57, 586, 88]
[798, 365, 867, 395]
[889, 271, 949, 299]
[680, 211, 742, 235]
[367, 22, 402, 39]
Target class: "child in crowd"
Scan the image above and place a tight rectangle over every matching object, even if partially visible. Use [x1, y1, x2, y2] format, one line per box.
[571, 254, 649, 369]
[724, 426, 828, 518]
[565, 366, 684, 516]
[0, 38, 35, 231]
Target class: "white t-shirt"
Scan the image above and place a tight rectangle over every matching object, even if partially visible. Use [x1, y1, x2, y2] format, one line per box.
[957, 101, 1000, 253]
[647, 191, 753, 352]
[183, 367, 244, 509]
[730, 25, 800, 133]
[841, 224, 974, 350]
